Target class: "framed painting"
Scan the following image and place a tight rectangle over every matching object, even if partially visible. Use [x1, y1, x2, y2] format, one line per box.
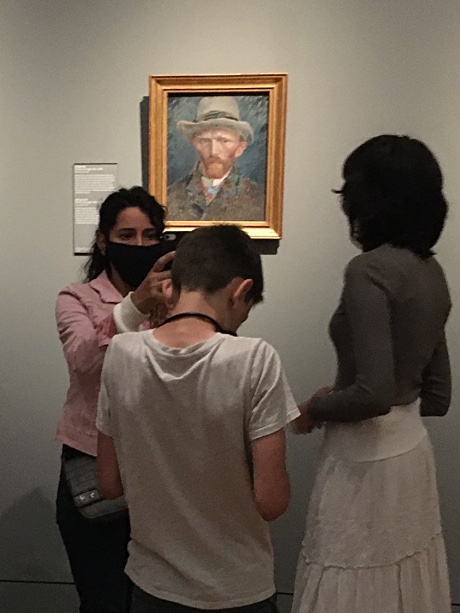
[149, 73, 287, 239]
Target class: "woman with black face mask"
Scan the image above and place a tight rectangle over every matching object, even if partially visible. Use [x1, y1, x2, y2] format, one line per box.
[55, 186, 174, 613]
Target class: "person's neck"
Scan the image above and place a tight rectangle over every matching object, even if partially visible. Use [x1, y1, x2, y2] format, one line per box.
[153, 293, 233, 348]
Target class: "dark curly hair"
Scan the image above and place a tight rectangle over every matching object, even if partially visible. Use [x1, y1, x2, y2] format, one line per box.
[84, 186, 165, 281]
[337, 135, 448, 259]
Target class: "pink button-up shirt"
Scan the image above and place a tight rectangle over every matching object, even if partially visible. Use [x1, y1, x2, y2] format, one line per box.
[56, 272, 122, 456]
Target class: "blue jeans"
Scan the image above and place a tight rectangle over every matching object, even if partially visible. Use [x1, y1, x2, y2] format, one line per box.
[130, 587, 279, 613]
[56, 445, 133, 613]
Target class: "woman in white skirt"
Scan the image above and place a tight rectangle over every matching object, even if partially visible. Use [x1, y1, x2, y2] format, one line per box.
[292, 135, 451, 613]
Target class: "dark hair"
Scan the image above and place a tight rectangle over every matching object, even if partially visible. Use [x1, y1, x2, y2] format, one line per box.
[171, 225, 264, 304]
[84, 186, 165, 281]
[337, 135, 448, 258]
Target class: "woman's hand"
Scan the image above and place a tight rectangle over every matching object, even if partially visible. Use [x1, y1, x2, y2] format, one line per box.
[131, 251, 175, 315]
[293, 386, 333, 434]
[295, 400, 318, 434]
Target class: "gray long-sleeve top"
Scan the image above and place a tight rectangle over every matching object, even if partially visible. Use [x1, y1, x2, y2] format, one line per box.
[309, 244, 451, 422]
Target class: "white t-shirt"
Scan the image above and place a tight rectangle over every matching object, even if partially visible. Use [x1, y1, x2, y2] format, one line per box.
[97, 331, 299, 609]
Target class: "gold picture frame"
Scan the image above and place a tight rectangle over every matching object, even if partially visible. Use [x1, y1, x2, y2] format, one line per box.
[149, 73, 287, 239]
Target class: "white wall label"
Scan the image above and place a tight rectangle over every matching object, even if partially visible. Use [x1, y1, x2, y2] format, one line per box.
[73, 163, 118, 254]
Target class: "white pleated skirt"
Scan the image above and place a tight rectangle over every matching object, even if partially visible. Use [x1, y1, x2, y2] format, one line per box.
[291, 401, 450, 613]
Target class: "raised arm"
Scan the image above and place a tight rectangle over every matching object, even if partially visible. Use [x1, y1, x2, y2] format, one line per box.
[56, 289, 116, 377]
[56, 283, 153, 377]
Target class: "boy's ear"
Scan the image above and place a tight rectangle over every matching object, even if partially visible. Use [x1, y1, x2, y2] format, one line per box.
[96, 230, 106, 255]
[162, 278, 178, 309]
[232, 278, 253, 303]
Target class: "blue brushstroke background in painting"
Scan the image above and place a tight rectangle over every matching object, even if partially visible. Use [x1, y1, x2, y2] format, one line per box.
[167, 94, 268, 191]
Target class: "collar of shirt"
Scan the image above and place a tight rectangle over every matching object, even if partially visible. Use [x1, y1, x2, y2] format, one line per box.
[88, 271, 123, 304]
[201, 170, 231, 203]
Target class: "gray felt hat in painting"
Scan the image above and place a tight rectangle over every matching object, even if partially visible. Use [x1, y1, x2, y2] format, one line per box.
[177, 96, 254, 144]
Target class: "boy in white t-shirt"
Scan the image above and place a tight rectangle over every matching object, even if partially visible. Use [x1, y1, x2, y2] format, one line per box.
[96, 225, 299, 613]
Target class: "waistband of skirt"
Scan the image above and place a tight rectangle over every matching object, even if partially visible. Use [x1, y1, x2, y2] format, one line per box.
[323, 399, 427, 462]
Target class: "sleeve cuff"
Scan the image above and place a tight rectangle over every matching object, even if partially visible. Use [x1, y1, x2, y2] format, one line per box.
[113, 293, 149, 333]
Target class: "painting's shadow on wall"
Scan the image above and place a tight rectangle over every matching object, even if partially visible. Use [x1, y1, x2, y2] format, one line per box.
[140, 97, 150, 193]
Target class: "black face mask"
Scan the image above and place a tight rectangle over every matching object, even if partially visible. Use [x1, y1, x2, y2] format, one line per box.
[105, 241, 165, 288]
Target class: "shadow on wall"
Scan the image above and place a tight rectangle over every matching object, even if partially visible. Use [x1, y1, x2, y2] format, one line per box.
[0, 488, 72, 581]
[0, 488, 78, 610]
[0, 582, 79, 613]
[140, 97, 150, 192]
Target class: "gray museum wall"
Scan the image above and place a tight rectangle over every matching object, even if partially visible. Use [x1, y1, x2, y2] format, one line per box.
[1, 1, 459, 611]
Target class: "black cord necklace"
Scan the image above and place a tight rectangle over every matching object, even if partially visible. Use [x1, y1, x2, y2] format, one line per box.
[157, 312, 237, 336]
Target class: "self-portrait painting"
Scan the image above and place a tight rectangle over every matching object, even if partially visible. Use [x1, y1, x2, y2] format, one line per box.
[149, 74, 287, 239]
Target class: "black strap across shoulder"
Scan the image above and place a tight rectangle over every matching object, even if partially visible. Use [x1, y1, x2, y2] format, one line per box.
[157, 312, 237, 336]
